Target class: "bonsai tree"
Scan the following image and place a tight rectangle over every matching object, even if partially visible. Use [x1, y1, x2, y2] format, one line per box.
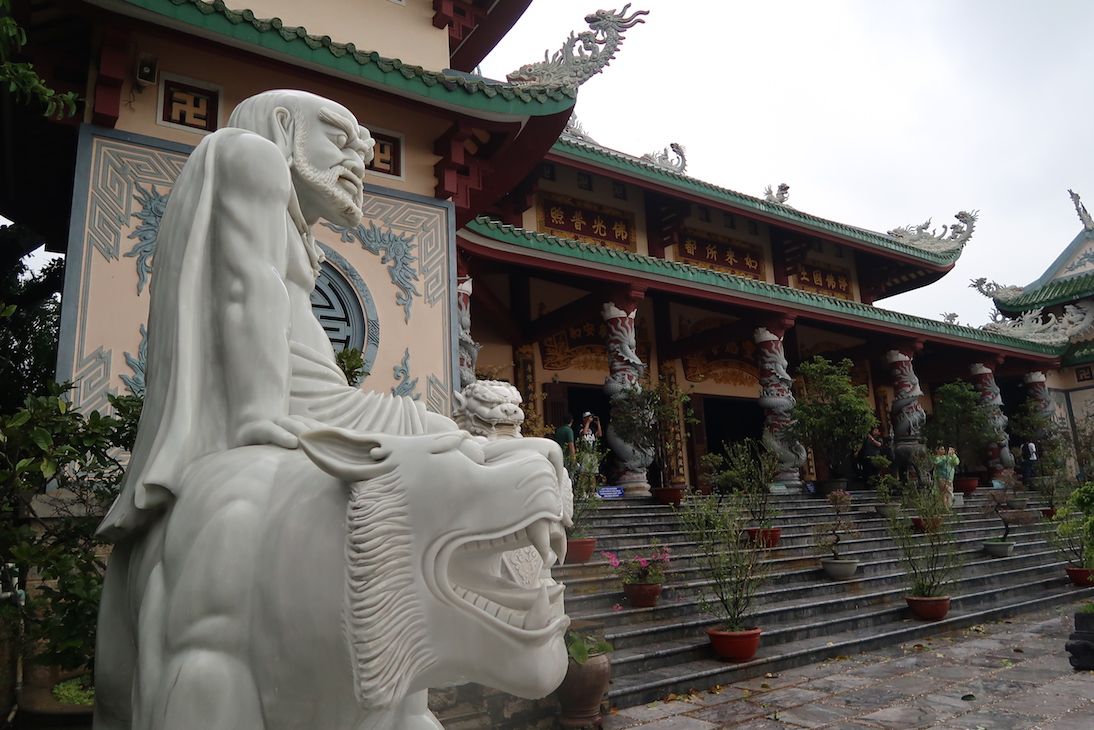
[814, 489, 858, 560]
[679, 493, 768, 632]
[922, 381, 996, 476]
[705, 439, 780, 527]
[608, 379, 694, 489]
[887, 485, 962, 600]
[790, 356, 876, 481]
[869, 456, 901, 517]
[1053, 482, 1094, 572]
[984, 490, 1038, 544]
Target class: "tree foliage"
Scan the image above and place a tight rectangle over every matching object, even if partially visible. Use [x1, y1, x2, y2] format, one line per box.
[1, 0, 79, 118]
[1, 385, 142, 674]
[789, 356, 876, 478]
[887, 485, 962, 597]
[922, 381, 995, 473]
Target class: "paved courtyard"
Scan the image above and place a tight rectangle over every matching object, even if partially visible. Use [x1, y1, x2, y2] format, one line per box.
[604, 599, 1094, 730]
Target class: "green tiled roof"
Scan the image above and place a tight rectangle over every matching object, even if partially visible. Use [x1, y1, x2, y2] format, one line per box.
[121, 0, 576, 116]
[1063, 340, 1094, 367]
[550, 135, 960, 268]
[465, 216, 1063, 358]
[997, 269, 1094, 312]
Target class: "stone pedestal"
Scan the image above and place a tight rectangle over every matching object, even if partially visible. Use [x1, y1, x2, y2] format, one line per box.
[754, 326, 805, 485]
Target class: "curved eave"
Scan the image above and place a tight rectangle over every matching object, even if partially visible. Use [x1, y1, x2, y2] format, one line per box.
[462, 217, 1061, 362]
[548, 137, 962, 271]
[995, 270, 1094, 315]
[98, 0, 575, 119]
[450, 0, 534, 72]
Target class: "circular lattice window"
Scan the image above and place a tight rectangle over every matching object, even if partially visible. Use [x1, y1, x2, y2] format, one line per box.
[310, 252, 380, 378]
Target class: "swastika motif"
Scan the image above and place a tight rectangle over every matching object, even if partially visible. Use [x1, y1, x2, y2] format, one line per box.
[73, 347, 113, 414]
[426, 374, 449, 417]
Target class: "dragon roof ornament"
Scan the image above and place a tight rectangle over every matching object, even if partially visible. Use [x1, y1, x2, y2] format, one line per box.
[641, 142, 686, 173]
[507, 5, 648, 90]
[764, 183, 790, 205]
[562, 114, 597, 144]
[887, 210, 978, 255]
[982, 299, 1094, 346]
[970, 277, 1024, 303]
[1069, 189, 1094, 231]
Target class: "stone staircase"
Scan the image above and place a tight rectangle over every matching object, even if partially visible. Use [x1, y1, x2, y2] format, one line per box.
[556, 490, 1094, 710]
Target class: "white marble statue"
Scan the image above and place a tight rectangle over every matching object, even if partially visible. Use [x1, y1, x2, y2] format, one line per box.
[93, 90, 570, 730]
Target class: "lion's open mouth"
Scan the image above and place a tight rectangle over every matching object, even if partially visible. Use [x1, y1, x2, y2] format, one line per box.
[442, 515, 568, 636]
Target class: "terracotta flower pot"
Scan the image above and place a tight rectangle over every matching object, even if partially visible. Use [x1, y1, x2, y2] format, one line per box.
[653, 486, 685, 507]
[910, 516, 942, 533]
[905, 595, 950, 621]
[955, 476, 979, 496]
[1065, 565, 1094, 587]
[707, 627, 762, 662]
[1041, 507, 1056, 519]
[623, 582, 662, 608]
[565, 537, 597, 564]
[744, 527, 782, 548]
[556, 653, 611, 728]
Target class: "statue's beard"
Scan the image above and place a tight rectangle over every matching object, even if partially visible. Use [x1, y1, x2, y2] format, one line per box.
[293, 135, 363, 226]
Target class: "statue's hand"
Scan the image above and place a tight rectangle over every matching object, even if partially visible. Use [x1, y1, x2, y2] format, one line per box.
[234, 416, 324, 449]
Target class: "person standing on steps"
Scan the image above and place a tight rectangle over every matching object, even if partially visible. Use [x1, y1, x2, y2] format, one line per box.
[1020, 439, 1038, 486]
[554, 412, 576, 459]
[932, 446, 960, 509]
[578, 411, 603, 449]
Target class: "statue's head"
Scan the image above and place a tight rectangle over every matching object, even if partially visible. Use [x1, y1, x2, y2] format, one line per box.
[453, 380, 525, 438]
[228, 90, 374, 227]
[298, 429, 570, 709]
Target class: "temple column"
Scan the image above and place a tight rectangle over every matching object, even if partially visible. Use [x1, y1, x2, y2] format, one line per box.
[970, 362, 1015, 478]
[885, 346, 927, 470]
[754, 318, 806, 485]
[1023, 371, 1054, 421]
[455, 274, 480, 390]
[602, 292, 654, 497]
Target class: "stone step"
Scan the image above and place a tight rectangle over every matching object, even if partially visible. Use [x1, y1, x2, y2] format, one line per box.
[557, 521, 1053, 589]
[566, 542, 1059, 616]
[604, 582, 1094, 708]
[600, 556, 1069, 659]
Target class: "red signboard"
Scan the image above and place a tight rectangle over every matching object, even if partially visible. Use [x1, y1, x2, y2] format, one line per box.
[676, 228, 765, 280]
[793, 260, 854, 300]
[538, 193, 637, 251]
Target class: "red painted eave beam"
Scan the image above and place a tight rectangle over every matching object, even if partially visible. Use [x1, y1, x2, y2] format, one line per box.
[457, 235, 1057, 366]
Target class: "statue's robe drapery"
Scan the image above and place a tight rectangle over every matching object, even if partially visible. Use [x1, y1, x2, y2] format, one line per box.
[98, 128, 442, 541]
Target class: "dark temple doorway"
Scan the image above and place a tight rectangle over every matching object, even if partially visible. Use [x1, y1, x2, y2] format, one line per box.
[700, 395, 765, 456]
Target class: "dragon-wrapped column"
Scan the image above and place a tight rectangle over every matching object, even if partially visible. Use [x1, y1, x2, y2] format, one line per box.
[970, 362, 1015, 478]
[602, 298, 654, 497]
[456, 274, 481, 391]
[1023, 371, 1054, 422]
[754, 323, 806, 485]
[885, 349, 927, 470]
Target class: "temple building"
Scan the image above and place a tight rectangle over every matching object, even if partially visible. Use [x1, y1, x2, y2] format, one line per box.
[457, 120, 1075, 490]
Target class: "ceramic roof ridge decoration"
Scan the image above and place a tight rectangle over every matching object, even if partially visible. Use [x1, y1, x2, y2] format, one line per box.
[886, 210, 979, 255]
[982, 299, 1094, 346]
[1069, 188, 1094, 231]
[549, 135, 963, 266]
[970, 277, 1025, 303]
[640, 142, 686, 173]
[118, 0, 579, 114]
[464, 216, 1064, 356]
[507, 5, 648, 89]
[763, 183, 790, 206]
[562, 113, 598, 144]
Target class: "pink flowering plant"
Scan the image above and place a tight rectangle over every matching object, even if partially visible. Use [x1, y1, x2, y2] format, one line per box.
[602, 541, 671, 585]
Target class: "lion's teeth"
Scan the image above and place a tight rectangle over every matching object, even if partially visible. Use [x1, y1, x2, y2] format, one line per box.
[523, 587, 550, 630]
[527, 520, 555, 567]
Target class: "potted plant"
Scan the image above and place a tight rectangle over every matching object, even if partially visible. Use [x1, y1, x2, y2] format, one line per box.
[922, 381, 996, 495]
[680, 494, 769, 661]
[1052, 482, 1094, 587]
[707, 439, 782, 547]
[982, 484, 1038, 558]
[814, 489, 860, 579]
[564, 445, 605, 564]
[887, 485, 962, 620]
[602, 542, 671, 608]
[1065, 601, 1094, 671]
[555, 624, 612, 728]
[869, 456, 901, 518]
[605, 379, 694, 498]
[790, 356, 876, 493]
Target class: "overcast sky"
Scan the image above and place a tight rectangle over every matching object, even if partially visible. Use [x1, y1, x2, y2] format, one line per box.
[480, 0, 1094, 326]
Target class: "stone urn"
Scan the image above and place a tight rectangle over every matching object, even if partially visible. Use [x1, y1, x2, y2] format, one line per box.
[1066, 610, 1094, 671]
[556, 653, 611, 728]
[983, 540, 1015, 558]
[821, 558, 860, 580]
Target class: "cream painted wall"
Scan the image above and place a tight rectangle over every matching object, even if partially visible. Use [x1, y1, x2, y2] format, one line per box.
[240, 0, 450, 69]
[526, 167, 649, 256]
[114, 31, 447, 196]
